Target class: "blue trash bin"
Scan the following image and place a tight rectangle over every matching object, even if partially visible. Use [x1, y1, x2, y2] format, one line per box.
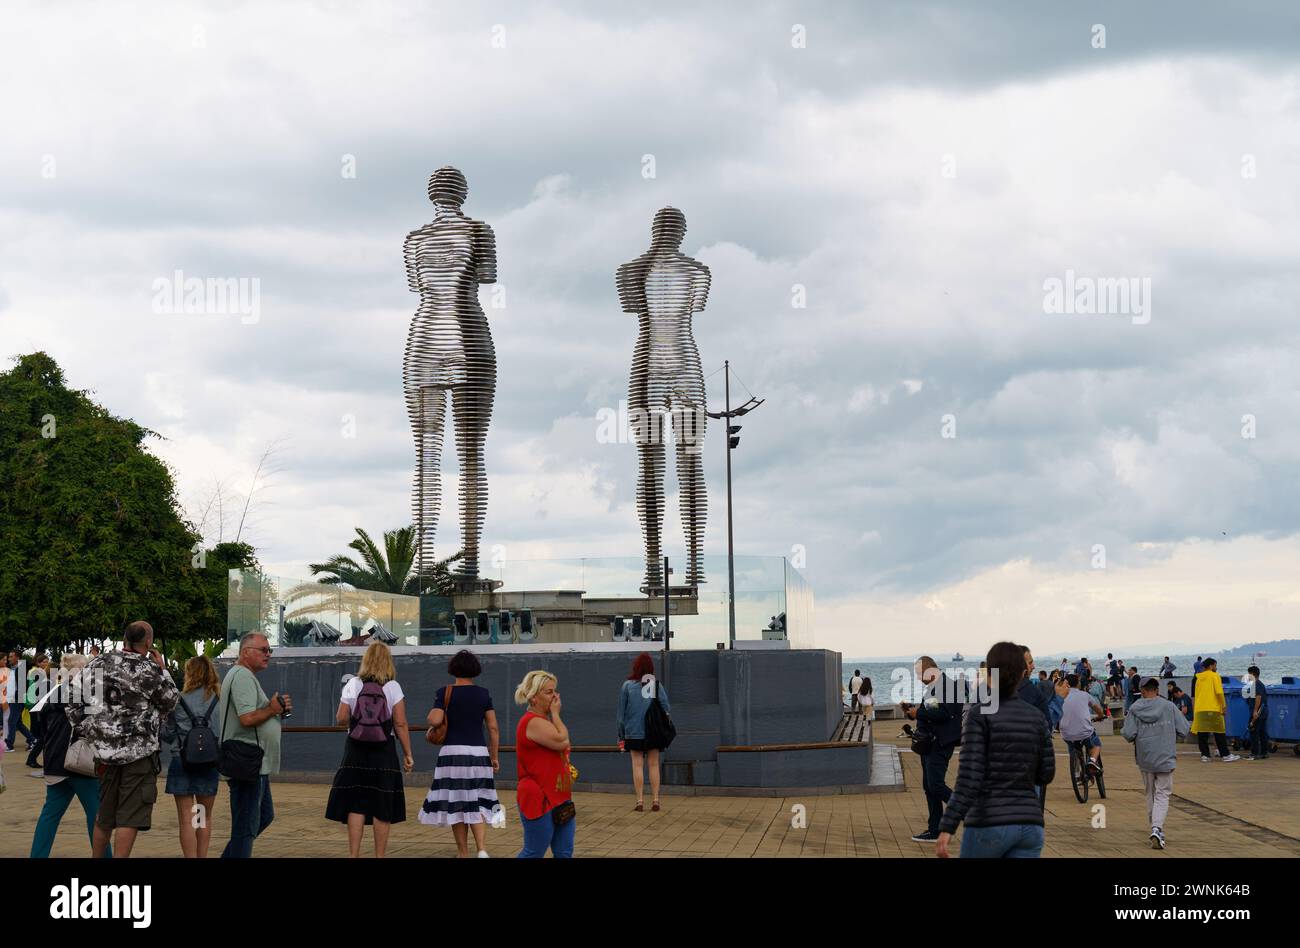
[1264, 678, 1299, 753]
[1221, 676, 1253, 745]
[1223, 675, 1300, 755]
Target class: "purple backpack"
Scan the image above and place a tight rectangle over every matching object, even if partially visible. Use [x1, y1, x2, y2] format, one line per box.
[349, 681, 393, 742]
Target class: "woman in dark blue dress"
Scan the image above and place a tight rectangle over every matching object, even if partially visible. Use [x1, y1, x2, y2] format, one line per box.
[419, 650, 502, 857]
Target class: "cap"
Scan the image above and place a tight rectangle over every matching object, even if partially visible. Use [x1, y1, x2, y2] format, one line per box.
[1141, 677, 1159, 690]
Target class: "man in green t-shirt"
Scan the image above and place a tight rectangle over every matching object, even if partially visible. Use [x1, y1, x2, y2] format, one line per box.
[219, 632, 291, 858]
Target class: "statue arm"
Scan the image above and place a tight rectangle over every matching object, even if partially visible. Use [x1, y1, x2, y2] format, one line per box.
[475, 222, 498, 284]
[616, 262, 641, 314]
[691, 263, 711, 313]
[402, 231, 421, 293]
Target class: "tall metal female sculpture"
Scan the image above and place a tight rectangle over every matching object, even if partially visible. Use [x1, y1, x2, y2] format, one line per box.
[403, 167, 497, 585]
[617, 207, 710, 590]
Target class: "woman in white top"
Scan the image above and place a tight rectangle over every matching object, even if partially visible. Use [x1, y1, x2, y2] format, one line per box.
[325, 642, 413, 857]
[857, 677, 875, 720]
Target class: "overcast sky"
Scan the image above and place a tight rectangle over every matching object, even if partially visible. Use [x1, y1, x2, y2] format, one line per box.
[4, 1, 1300, 656]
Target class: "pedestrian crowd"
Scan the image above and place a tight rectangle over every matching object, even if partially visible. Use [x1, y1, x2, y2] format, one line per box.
[5, 622, 683, 860]
[902, 644, 1272, 859]
[6, 625, 1276, 861]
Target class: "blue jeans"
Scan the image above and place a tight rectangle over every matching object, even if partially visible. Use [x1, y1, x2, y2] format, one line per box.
[517, 809, 575, 858]
[5, 706, 33, 749]
[959, 823, 1044, 858]
[222, 775, 273, 858]
[920, 745, 955, 834]
[30, 776, 112, 858]
[1250, 714, 1269, 757]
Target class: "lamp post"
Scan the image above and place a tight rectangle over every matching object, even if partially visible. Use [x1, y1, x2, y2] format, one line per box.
[706, 360, 763, 648]
[662, 555, 671, 689]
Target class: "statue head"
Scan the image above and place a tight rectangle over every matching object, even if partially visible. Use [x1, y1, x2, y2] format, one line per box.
[427, 166, 468, 207]
[650, 207, 686, 251]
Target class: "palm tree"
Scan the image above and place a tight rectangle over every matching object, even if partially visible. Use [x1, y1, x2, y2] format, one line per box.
[309, 527, 463, 596]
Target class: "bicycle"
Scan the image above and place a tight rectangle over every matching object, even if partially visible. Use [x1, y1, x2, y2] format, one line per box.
[1066, 737, 1106, 803]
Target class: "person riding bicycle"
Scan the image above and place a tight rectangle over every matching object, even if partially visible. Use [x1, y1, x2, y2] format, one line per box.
[1056, 674, 1103, 774]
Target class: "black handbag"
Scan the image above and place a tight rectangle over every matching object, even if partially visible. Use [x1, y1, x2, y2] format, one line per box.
[217, 675, 264, 781]
[551, 799, 576, 827]
[909, 731, 937, 755]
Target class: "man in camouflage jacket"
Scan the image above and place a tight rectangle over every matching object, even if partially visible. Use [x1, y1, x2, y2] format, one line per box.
[68, 620, 179, 857]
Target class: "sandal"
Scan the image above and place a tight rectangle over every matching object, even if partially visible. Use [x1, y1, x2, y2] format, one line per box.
[651, 800, 661, 812]
[634, 801, 644, 812]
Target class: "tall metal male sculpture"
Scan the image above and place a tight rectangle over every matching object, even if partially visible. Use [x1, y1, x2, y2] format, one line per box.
[403, 167, 497, 585]
[617, 207, 711, 591]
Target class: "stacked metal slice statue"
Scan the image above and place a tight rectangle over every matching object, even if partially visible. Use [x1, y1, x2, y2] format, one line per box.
[617, 207, 711, 591]
[403, 171, 709, 596]
[402, 167, 497, 586]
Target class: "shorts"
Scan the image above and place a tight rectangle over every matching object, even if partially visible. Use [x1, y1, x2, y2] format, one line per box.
[622, 739, 663, 752]
[1077, 732, 1102, 750]
[164, 754, 220, 797]
[97, 754, 161, 830]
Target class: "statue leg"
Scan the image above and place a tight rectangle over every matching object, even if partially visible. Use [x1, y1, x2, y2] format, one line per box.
[406, 383, 447, 582]
[631, 370, 666, 589]
[673, 400, 707, 585]
[452, 366, 495, 582]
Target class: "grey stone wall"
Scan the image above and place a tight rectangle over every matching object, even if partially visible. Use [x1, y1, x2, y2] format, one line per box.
[212, 648, 858, 789]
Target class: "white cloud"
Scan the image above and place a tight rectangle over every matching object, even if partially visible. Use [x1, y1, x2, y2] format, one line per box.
[4, 2, 1300, 655]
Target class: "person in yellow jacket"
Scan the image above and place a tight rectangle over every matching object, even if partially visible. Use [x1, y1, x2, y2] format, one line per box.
[1191, 658, 1240, 762]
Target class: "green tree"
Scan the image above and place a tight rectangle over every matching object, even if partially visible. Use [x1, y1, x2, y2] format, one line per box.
[309, 526, 462, 596]
[0, 352, 239, 653]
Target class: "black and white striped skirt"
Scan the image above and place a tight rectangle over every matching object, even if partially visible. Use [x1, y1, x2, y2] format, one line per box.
[419, 744, 503, 826]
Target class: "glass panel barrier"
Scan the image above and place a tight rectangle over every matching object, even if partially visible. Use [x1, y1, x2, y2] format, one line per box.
[228, 554, 813, 651]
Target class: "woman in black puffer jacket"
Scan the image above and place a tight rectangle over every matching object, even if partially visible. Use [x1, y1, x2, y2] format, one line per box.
[937, 641, 1055, 858]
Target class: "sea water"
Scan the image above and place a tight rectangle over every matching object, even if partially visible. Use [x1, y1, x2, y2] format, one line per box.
[841, 653, 1300, 708]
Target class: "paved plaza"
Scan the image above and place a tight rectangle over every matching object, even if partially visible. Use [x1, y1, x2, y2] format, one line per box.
[3, 732, 1295, 857]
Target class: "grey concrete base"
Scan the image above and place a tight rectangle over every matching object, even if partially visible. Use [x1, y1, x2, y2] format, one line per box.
[221, 646, 855, 790]
[718, 743, 870, 788]
[868, 742, 905, 793]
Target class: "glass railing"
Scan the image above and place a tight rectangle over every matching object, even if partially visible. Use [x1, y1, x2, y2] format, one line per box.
[228, 554, 813, 651]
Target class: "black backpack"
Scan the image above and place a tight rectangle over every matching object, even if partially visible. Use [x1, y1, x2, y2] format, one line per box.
[178, 695, 220, 769]
[643, 692, 676, 750]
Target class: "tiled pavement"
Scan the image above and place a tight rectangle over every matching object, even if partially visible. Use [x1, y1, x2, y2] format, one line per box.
[2, 733, 1295, 857]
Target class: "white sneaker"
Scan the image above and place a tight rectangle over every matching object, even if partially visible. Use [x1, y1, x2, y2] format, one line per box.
[476, 850, 489, 858]
[1150, 828, 1166, 850]
[1200, 755, 1211, 762]
[28, 770, 44, 777]
[1222, 754, 1241, 762]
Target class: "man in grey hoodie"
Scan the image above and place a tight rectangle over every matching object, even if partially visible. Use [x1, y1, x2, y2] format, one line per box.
[1122, 677, 1190, 850]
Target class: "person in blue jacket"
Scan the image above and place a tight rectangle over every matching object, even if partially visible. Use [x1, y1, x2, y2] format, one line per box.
[617, 652, 671, 813]
[1124, 667, 1143, 711]
[1245, 665, 1270, 760]
[1046, 670, 1066, 731]
[1017, 646, 1055, 808]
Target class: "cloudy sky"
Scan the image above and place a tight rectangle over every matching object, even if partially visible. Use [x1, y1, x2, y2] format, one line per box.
[4, 1, 1300, 656]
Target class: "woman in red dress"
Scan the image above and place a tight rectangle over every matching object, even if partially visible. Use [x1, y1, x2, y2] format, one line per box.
[513, 671, 575, 858]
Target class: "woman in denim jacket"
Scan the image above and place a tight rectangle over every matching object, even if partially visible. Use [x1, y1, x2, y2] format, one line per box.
[617, 652, 671, 812]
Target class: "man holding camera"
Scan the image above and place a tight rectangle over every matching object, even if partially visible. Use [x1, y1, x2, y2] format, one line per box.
[219, 632, 292, 858]
[903, 656, 967, 843]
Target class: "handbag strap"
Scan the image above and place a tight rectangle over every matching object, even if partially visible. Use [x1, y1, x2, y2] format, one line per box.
[222, 667, 261, 749]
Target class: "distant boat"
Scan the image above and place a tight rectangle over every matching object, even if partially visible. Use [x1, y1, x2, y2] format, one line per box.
[951, 652, 964, 662]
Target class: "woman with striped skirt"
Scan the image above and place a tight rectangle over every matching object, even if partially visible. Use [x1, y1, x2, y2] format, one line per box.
[419, 649, 503, 857]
